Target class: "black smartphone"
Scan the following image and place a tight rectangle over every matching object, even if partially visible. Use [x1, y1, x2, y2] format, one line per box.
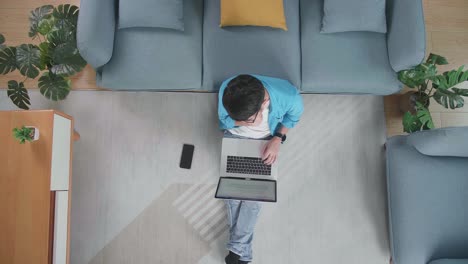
[179, 144, 195, 169]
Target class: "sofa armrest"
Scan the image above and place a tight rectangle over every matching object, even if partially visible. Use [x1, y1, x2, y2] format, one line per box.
[77, 0, 116, 69]
[407, 126, 468, 157]
[386, 0, 426, 72]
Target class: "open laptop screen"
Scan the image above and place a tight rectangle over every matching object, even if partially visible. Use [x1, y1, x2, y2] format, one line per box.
[215, 177, 277, 203]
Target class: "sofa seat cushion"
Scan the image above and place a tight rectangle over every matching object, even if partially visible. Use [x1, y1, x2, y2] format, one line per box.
[202, 0, 301, 91]
[386, 136, 468, 264]
[300, 0, 401, 94]
[99, 0, 202, 90]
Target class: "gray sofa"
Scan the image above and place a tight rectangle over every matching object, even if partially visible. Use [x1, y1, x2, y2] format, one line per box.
[386, 127, 468, 264]
[77, 0, 426, 94]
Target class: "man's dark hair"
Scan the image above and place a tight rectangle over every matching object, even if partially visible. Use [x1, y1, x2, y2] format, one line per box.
[222, 74, 265, 121]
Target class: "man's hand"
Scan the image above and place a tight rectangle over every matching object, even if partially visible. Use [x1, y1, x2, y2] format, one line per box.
[262, 137, 281, 165]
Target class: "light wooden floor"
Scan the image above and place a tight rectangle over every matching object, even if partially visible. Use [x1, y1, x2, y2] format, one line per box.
[385, 0, 468, 136]
[0, 0, 98, 89]
[1, 0, 467, 136]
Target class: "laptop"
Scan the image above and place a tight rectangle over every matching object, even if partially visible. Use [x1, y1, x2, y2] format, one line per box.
[215, 137, 278, 203]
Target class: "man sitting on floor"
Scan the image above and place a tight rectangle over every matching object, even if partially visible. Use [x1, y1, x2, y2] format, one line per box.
[218, 74, 304, 264]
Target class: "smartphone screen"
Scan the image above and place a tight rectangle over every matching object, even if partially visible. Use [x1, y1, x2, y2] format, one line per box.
[179, 144, 195, 169]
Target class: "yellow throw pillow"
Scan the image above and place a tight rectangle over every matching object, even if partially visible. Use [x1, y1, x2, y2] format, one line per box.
[220, 0, 288, 31]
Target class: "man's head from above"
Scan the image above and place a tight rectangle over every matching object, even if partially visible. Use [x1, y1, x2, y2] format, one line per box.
[222, 74, 269, 123]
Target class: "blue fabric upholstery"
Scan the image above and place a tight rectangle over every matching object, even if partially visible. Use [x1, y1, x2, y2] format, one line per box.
[98, 0, 203, 90]
[118, 0, 184, 31]
[408, 127, 468, 158]
[77, 0, 116, 69]
[77, 0, 426, 93]
[430, 260, 468, 264]
[386, 0, 426, 72]
[386, 135, 468, 264]
[202, 0, 301, 91]
[321, 0, 387, 33]
[300, 0, 401, 94]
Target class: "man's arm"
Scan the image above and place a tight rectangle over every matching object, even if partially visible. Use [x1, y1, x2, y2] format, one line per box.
[262, 89, 302, 165]
[263, 125, 289, 165]
[281, 92, 304, 129]
[276, 125, 289, 136]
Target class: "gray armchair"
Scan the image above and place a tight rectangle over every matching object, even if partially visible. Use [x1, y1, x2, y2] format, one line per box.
[386, 127, 468, 264]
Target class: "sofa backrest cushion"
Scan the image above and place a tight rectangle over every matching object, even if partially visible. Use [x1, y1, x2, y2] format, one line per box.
[321, 0, 387, 33]
[429, 260, 468, 264]
[118, 0, 184, 31]
[408, 126, 468, 158]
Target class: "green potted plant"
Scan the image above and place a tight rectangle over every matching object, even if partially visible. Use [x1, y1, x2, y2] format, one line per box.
[398, 53, 468, 133]
[13, 126, 39, 144]
[0, 4, 86, 110]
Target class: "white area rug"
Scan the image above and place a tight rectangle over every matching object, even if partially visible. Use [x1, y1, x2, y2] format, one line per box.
[0, 91, 389, 264]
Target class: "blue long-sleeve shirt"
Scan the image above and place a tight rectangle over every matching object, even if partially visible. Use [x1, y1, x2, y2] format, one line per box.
[218, 75, 304, 135]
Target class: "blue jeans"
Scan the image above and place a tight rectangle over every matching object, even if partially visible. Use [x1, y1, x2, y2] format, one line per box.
[225, 200, 261, 262]
[223, 130, 271, 262]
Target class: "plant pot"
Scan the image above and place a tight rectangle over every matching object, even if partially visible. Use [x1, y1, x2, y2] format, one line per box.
[25, 126, 40, 141]
[399, 91, 430, 114]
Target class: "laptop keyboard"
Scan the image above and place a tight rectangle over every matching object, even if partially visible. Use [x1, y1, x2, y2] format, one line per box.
[226, 156, 272, 176]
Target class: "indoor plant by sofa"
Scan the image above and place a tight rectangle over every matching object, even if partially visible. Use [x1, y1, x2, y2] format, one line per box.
[77, 0, 425, 94]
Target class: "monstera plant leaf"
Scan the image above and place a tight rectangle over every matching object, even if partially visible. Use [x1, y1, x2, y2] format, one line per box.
[426, 53, 449, 65]
[29, 5, 53, 38]
[16, 44, 41, 78]
[415, 102, 434, 130]
[0, 33, 5, 49]
[398, 69, 424, 88]
[452, 88, 468, 96]
[39, 72, 71, 101]
[52, 4, 79, 33]
[431, 66, 468, 89]
[430, 66, 468, 109]
[415, 63, 437, 77]
[37, 17, 56, 36]
[415, 63, 437, 91]
[0, 46, 17, 74]
[403, 112, 422, 133]
[0, 47, 17, 74]
[398, 63, 437, 89]
[402, 103, 434, 133]
[51, 43, 86, 76]
[38, 42, 52, 70]
[433, 89, 465, 109]
[47, 28, 74, 48]
[7, 80, 30, 110]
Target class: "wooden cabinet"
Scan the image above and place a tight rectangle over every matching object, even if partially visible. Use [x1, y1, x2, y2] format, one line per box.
[0, 110, 75, 264]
